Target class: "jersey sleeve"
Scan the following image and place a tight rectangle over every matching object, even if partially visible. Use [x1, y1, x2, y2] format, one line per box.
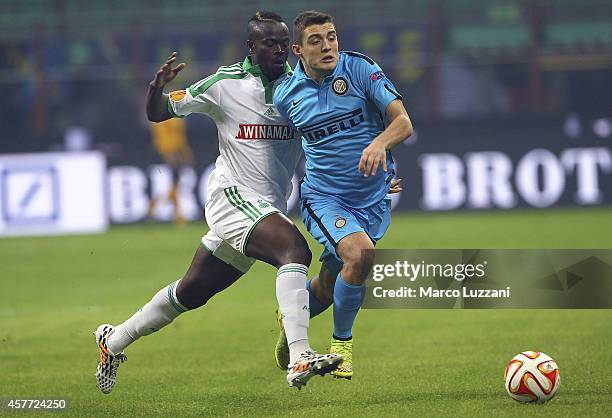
[167, 76, 222, 118]
[350, 53, 402, 115]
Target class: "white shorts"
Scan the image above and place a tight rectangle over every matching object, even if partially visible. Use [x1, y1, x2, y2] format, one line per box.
[201, 184, 281, 273]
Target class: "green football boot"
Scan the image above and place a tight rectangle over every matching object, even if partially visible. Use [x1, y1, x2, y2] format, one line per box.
[274, 309, 290, 370]
[330, 337, 353, 379]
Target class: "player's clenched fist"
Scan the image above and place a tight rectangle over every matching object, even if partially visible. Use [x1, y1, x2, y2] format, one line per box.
[150, 51, 186, 88]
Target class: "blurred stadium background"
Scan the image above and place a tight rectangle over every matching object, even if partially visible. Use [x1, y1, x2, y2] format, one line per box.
[1, 0, 611, 234]
[1, 2, 612, 416]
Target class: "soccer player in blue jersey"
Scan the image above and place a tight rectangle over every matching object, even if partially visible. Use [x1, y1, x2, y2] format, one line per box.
[273, 10, 413, 379]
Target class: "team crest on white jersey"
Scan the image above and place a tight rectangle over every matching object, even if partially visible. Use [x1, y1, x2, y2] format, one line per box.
[264, 107, 278, 117]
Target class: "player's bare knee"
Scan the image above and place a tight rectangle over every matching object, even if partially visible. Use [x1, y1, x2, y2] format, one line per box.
[340, 243, 375, 283]
[359, 247, 376, 274]
[345, 245, 375, 270]
[279, 242, 312, 266]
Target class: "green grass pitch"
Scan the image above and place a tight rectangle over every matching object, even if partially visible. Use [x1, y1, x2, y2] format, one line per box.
[1, 208, 611, 417]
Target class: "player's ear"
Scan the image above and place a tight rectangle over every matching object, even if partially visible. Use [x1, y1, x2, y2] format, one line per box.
[291, 44, 301, 57]
[247, 40, 255, 54]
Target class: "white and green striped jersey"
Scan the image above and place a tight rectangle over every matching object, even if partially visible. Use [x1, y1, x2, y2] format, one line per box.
[168, 57, 301, 213]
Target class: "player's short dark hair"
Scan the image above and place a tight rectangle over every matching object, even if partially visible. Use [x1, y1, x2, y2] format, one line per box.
[249, 10, 284, 25]
[247, 11, 285, 40]
[293, 10, 334, 45]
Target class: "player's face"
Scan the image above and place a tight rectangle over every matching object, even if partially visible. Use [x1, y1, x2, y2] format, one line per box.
[293, 23, 339, 77]
[249, 21, 290, 81]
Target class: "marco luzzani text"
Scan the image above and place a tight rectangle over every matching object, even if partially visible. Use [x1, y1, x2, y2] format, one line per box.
[370, 260, 511, 299]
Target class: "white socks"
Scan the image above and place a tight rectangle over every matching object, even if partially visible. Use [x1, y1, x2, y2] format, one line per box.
[107, 280, 188, 354]
[106, 266, 312, 367]
[276, 264, 311, 366]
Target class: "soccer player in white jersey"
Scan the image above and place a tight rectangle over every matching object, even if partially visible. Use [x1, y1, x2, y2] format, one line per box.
[93, 11, 341, 394]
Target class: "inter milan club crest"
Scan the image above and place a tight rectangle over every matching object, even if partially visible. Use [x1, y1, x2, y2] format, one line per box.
[335, 216, 347, 228]
[331, 77, 348, 95]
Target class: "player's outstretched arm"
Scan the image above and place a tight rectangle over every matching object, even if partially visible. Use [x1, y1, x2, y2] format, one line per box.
[146, 51, 186, 122]
[358, 100, 413, 177]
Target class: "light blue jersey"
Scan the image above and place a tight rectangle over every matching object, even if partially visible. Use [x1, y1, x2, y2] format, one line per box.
[274, 51, 402, 208]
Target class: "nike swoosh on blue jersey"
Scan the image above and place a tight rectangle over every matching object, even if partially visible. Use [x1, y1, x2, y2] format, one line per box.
[292, 98, 304, 106]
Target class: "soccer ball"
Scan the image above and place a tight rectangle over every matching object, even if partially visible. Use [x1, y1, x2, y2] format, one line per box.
[504, 351, 560, 403]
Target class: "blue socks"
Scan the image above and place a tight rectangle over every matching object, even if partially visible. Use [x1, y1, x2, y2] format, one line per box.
[332, 274, 365, 339]
[305, 257, 365, 339]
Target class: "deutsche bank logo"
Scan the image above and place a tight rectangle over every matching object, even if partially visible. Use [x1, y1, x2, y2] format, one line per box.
[1, 166, 60, 225]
